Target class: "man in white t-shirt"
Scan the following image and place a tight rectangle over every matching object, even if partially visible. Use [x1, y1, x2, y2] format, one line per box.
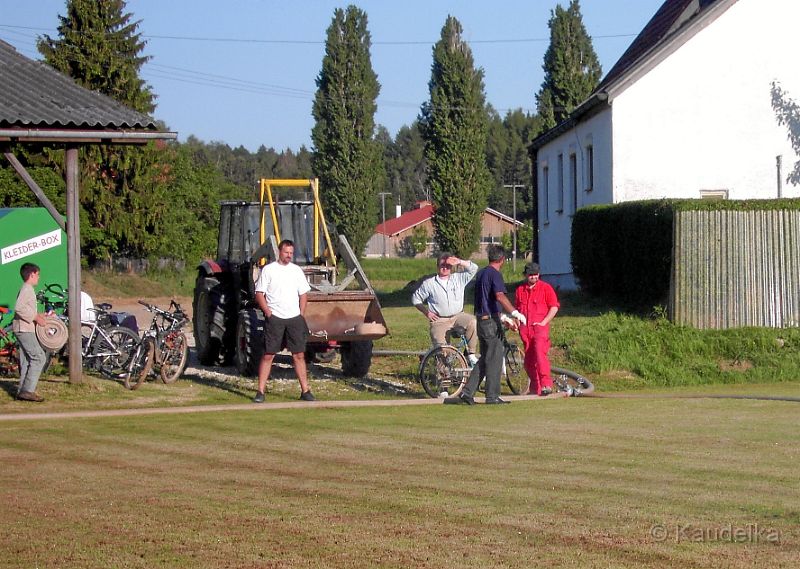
[252, 239, 315, 403]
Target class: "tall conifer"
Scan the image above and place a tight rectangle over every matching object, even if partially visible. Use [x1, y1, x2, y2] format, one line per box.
[535, 0, 602, 131]
[37, 0, 160, 260]
[312, 5, 384, 258]
[419, 16, 492, 257]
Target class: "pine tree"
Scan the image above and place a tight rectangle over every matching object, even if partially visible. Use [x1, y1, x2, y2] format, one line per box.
[419, 16, 492, 258]
[312, 5, 384, 258]
[38, 0, 154, 114]
[535, 0, 602, 131]
[37, 0, 161, 261]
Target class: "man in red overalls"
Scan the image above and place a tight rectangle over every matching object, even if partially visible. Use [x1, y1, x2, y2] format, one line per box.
[515, 263, 560, 396]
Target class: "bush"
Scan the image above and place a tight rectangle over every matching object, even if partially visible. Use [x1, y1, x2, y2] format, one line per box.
[571, 200, 673, 307]
[571, 197, 800, 308]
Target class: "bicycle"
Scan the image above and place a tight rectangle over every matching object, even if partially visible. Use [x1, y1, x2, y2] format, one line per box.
[418, 323, 593, 398]
[34, 283, 140, 381]
[136, 299, 190, 387]
[76, 305, 140, 381]
[418, 324, 527, 398]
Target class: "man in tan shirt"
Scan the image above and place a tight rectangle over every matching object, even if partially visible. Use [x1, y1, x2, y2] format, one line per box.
[13, 263, 47, 402]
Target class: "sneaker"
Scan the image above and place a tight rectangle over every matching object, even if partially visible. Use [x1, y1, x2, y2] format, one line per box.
[485, 397, 510, 405]
[540, 387, 552, 397]
[443, 394, 475, 405]
[253, 391, 265, 403]
[467, 353, 479, 367]
[300, 391, 316, 402]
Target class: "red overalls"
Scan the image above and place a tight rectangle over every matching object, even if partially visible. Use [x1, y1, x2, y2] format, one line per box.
[515, 280, 559, 395]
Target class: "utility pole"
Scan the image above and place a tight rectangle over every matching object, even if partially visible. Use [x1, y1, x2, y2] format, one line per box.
[503, 183, 524, 272]
[378, 192, 392, 258]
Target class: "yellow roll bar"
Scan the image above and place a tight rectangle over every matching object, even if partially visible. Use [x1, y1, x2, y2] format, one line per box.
[258, 178, 336, 267]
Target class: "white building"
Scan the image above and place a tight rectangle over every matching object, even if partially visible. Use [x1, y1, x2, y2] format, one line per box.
[530, 0, 800, 289]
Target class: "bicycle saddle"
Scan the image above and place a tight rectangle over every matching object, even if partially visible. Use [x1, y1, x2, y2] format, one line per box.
[450, 325, 467, 338]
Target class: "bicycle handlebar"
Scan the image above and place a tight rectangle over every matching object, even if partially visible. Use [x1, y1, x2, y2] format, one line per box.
[137, 299, 187, 323]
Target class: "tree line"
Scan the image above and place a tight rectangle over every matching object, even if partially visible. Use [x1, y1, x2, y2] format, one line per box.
[0, 0, 601, 264]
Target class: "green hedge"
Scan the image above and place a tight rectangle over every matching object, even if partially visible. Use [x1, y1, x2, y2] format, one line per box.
[570, 198, 800, 307]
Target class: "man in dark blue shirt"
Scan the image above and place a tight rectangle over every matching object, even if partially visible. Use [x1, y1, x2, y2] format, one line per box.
[445, 244, 526, 405]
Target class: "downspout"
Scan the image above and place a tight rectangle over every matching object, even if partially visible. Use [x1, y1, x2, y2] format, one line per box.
[531, 150, 539, 263]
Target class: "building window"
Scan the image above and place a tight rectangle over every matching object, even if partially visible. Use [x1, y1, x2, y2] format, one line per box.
[570, 153, 578, 213]
[700, 189, 729, 200]
[585, 144, 594, 192]
[557, 154, 564, 214]
[542, 165, 550, 224]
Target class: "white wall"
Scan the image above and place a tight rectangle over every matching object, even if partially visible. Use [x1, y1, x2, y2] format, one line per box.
[537, 110, 612, 288]
[536, 0, 800, 290]
[613, 0, 800, 202]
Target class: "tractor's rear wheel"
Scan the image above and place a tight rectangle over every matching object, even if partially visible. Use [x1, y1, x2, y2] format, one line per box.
[340, 340, 373, 378]
[235, 308, 264, 377]
[193, 275, 227, 366]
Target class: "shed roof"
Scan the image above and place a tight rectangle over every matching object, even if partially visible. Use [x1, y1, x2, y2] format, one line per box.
[375, 202, 434, 237]
[374, 202, 523, 237]
[0, 39, 168, 140]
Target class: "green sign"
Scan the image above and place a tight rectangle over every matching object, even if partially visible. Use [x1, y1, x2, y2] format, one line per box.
[0, 208, 67, 310]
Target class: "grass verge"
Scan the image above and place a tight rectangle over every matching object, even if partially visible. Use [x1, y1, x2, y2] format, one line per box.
[1, 397, 798, 568]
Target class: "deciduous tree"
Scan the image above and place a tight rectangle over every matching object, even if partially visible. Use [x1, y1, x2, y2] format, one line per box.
[772, 81, 800, 185]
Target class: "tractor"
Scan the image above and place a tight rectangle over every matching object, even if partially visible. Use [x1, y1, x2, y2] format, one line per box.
[193, 178, 388, 377]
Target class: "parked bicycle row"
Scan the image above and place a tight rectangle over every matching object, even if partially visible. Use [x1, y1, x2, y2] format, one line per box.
[2, 263, 189, 401]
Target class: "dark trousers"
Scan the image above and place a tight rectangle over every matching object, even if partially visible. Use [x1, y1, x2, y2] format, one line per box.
[463, 317, 504, 400]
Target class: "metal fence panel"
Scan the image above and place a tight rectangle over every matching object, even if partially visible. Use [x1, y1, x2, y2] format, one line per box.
[670, 210, 800, 328]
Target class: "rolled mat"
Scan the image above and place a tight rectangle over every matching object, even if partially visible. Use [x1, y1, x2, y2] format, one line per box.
[36, 316, 69, 351]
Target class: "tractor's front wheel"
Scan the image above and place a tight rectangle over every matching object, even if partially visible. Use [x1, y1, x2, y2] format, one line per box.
[340, 340, 373, 378]
[234, 308, 264, 377]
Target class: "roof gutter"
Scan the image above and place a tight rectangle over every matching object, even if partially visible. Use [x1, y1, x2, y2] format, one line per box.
[0, 128, 177, 143]
[529, 91, 609, 151]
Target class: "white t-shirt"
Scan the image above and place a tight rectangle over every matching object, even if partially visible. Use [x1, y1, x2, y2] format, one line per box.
[80, 291, 95, 322]
[254, 261, 311, 319]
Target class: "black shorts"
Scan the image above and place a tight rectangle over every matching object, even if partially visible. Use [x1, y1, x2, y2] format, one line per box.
[263, 314, 308, 354]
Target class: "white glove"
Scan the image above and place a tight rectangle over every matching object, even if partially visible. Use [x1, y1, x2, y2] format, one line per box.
[499, 313, 518, 331]
[511, 310, 527, 326]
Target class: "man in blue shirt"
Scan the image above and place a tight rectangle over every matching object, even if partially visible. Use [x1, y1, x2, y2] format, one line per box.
[411, 252, 479, 365]
[445, 244, 526, 405]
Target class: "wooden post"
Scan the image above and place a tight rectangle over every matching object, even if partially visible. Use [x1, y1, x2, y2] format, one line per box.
[65, 146, 83, 383]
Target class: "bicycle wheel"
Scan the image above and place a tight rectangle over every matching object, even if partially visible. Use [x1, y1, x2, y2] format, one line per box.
[159, 331, 188, 384]
[418, 345, 469, 398]
[95, 326, 139, 378]
[551, 366, 595, 396]
[504, 343, 530, 395]
[124, 338, 154, 390]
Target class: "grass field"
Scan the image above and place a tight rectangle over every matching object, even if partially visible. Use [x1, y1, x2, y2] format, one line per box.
[2, 395, 798, 568]
[2, 264, 799, 567]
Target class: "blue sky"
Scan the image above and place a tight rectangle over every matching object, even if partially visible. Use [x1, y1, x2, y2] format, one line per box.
[1, 0, 664, 151]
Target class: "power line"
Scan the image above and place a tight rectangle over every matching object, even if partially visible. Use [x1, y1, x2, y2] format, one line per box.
[0, 23, 636, 46]
[0, 24, 602, 117]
